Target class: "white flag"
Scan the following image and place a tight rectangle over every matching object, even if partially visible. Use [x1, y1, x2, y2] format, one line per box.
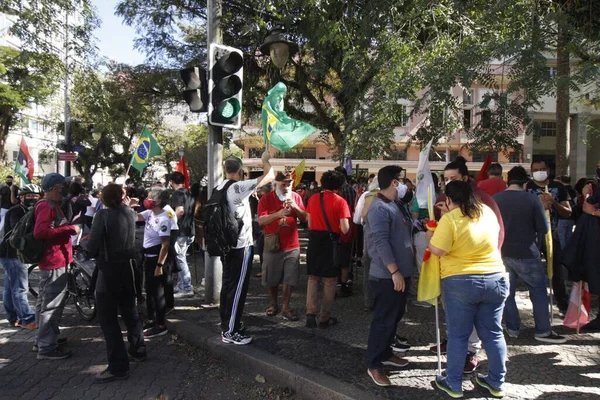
[416, 139, 435, 209]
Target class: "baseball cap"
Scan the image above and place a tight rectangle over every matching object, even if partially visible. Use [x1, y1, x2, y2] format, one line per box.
[275, 172, 292, 182]
[41, 173, 67, 191]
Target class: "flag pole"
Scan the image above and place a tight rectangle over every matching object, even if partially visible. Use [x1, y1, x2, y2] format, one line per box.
[576, 281, 583, 334]
[434, 302, 442, 375]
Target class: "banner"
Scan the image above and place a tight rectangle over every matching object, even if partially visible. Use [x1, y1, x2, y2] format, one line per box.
[262, 82, 316, 151]
[129, 127, 162, 174]
[291, 159, 305, 189]
[175, 157, 191, 190]
[15, 138, 34, 184]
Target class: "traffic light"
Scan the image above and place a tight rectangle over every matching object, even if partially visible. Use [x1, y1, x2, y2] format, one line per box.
[180, 67, 208, 113]
[208, 43, 243, 129]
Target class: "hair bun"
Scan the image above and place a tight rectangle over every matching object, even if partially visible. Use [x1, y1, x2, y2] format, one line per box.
[454, 156, 467, 165]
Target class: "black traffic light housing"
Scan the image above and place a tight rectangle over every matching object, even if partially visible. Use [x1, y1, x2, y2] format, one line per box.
[208, 43, 243, 129]
[180, 67, 208, 113]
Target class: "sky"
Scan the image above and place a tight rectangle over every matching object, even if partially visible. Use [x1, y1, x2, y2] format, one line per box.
[92, 0, 146, 66]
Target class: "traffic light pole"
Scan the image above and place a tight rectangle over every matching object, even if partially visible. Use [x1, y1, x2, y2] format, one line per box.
[204, 0, 223, 306]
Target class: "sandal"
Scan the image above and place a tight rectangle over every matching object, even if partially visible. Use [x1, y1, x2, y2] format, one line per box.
[318, 317, 338, 329]
[266, 304, 279, 317]
[281, 310, 299, 321]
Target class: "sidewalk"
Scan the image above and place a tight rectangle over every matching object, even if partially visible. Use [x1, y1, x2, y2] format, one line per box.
[175, 232, 600, 400]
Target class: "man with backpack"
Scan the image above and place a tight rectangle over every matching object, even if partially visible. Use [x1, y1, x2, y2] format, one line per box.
[169, 172, 196, 298]
[33, 173, 80, 360]
[210, 151, 274, 345]
[0, 184, 43, 330]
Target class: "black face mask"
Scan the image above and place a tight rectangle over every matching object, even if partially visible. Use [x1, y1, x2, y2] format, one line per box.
[401, 190, 414, 204]
[6, 181, 12, 186]
[23, 199, 37, 208]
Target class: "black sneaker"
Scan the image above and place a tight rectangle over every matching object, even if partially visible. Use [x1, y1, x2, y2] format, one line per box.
[534, 331, 567, 344]
[338, 284, 353, 298]
[37, 348, 72, 360]
[94, 368, 129, 384]
[221, 331, 252, 345]
[142, 321, 155, 330]
[144, 326, 168, 338]
[306, 314, 317, 329]
[391, 341, 411, 354]
[395, 335, 410, 345]
[128, 350, 148, 362]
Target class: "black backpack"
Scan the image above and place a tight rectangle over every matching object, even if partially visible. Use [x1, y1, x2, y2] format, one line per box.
[9, 199, 61, 263]
[203, 181, 241, 257]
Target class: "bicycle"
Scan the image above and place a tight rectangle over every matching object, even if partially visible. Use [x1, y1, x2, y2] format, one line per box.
[27, 247, 97, 321]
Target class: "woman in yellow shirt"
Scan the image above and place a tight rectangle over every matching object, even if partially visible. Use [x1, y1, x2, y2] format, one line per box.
[427, 181, 508, 399]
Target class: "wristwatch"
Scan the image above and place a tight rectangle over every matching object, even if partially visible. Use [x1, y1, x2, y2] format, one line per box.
[157, 263, 164, 267]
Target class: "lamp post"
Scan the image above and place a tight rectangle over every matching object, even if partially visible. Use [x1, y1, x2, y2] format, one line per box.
[178, 147, 185, 159]
[259, 28, 298, 69]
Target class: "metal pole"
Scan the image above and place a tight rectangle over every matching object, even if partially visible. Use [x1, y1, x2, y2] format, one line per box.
[63, 11, 71, 177]
[204, 0, 224, 306]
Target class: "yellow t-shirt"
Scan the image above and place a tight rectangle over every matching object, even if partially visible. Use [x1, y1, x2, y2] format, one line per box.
[430, 205, 505, 279]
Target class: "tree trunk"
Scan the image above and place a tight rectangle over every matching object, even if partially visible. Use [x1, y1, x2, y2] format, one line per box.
[555, 14, 570, 177]
[0, 112, 13, 165]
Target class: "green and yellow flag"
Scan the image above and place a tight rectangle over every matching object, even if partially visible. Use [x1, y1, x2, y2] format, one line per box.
[130, 127, 162, 174]
[262, 82, 316, 151]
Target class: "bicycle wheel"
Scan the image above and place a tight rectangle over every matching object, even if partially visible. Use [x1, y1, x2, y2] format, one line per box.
[27, 264, 39, 298]
[72, 267, 96, 321]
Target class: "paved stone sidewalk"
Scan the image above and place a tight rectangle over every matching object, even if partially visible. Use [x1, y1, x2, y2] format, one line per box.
[0, 273, 294, 400]
[176, 234, 600, 399]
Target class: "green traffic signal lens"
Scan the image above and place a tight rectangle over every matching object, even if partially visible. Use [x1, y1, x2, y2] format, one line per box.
[219, 98, 241, 119]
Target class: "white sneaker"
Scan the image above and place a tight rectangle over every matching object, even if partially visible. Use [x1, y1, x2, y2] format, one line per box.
[534, 331, 567, 344]
[221, 332, 253, 345]
[174, 290, 194, 299]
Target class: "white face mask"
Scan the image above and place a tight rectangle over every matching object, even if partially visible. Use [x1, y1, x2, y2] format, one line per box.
[309, 185, 315, 190]
[396, 183, 408, 199]
[532, 171, 548, 182]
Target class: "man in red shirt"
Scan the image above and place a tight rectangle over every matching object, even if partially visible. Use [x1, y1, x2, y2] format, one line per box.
[305, 170, 351, 328]
[34, 173, 80, 360]
[258, 172, 307, 321]
[477, 163, 507, 197]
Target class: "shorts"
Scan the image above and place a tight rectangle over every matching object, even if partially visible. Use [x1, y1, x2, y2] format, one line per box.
[306, 231, 339, 278]
[262, 248, 301, 287]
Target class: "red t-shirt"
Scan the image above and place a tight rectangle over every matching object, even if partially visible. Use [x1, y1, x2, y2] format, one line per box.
[478, 178, 508, 197]
[306, 191, 351, 235]
[258, 191, 305, 251]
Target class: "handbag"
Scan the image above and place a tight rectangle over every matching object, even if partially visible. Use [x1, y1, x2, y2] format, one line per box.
[320, 193, 340, 243]
[264, 223, 281, 252]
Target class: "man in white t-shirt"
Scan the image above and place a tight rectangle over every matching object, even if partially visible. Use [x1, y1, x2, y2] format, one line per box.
[218, 151, 274, 345]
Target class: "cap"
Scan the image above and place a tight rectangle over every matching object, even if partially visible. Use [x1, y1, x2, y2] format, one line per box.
[275, 171, 292, 182]
[41, 173, 67, 191]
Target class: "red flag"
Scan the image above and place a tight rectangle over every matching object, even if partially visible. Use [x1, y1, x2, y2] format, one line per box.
[15, 138, 34, 184]
[476, 153, 493, 182]
[175, 157, 190, 189]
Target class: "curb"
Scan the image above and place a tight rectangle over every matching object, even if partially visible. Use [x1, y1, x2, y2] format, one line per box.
[166, 317, 374, 400]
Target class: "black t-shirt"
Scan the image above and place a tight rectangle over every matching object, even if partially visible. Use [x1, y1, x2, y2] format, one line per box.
[525, 180, 570, 230]
[0, 204, 27, 258]
[0, 185, 18, 210]
[170, 188, 195, 237]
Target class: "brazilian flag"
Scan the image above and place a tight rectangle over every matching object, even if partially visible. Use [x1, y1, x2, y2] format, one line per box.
[130, 127, 162, 174]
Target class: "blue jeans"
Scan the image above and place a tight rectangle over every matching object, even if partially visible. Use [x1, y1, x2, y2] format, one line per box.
[503, 257, 551, 336]
[175, 236, 194, 292]
[442, 273, 509, 392]
[557, 219, 575, 250]
[1, 257, 35, 325]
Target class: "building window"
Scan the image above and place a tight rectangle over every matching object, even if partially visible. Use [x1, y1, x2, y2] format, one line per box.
[248, 147, 264, 158]
[463, 90, 473, 105]
[471, 152, 498, 162]
[428, 149, 445, 162]
[509, 151, 521, 163]
[448, 150, 460, 161]
[463, 109, 472, 129]
[481, 110, 492, 129]
[539, 121, 557, 137]
[547, 67, 558, 79]
[399, 105, 409, 127]
[280, 148, 317, 159]
[29, 119, 39, 131]
[384, 148, 407, 161]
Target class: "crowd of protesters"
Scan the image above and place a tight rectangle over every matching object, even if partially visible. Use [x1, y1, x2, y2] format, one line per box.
[2, 154, 600, 396]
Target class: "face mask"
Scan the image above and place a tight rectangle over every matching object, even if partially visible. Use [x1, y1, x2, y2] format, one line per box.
[144, 198, 156, 209]
[309, 185, 315, 190]
[396, 183, 408, 199]
[6, 181, 12, 186]
[23, 199, 37, 208]
[532, 171, 548, 182]
[401, 190, 414, 204]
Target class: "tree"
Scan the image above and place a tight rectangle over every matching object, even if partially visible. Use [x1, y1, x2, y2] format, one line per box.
[0, 46, 62, 162]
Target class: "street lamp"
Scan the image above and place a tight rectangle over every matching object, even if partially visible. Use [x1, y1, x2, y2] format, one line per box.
[178, 147, 185, 159]
[259, 28, 298, 69]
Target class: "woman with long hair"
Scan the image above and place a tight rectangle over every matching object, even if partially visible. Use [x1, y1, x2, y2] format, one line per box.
[84, 183, 145, 383]
[427, 181, 508, 398]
